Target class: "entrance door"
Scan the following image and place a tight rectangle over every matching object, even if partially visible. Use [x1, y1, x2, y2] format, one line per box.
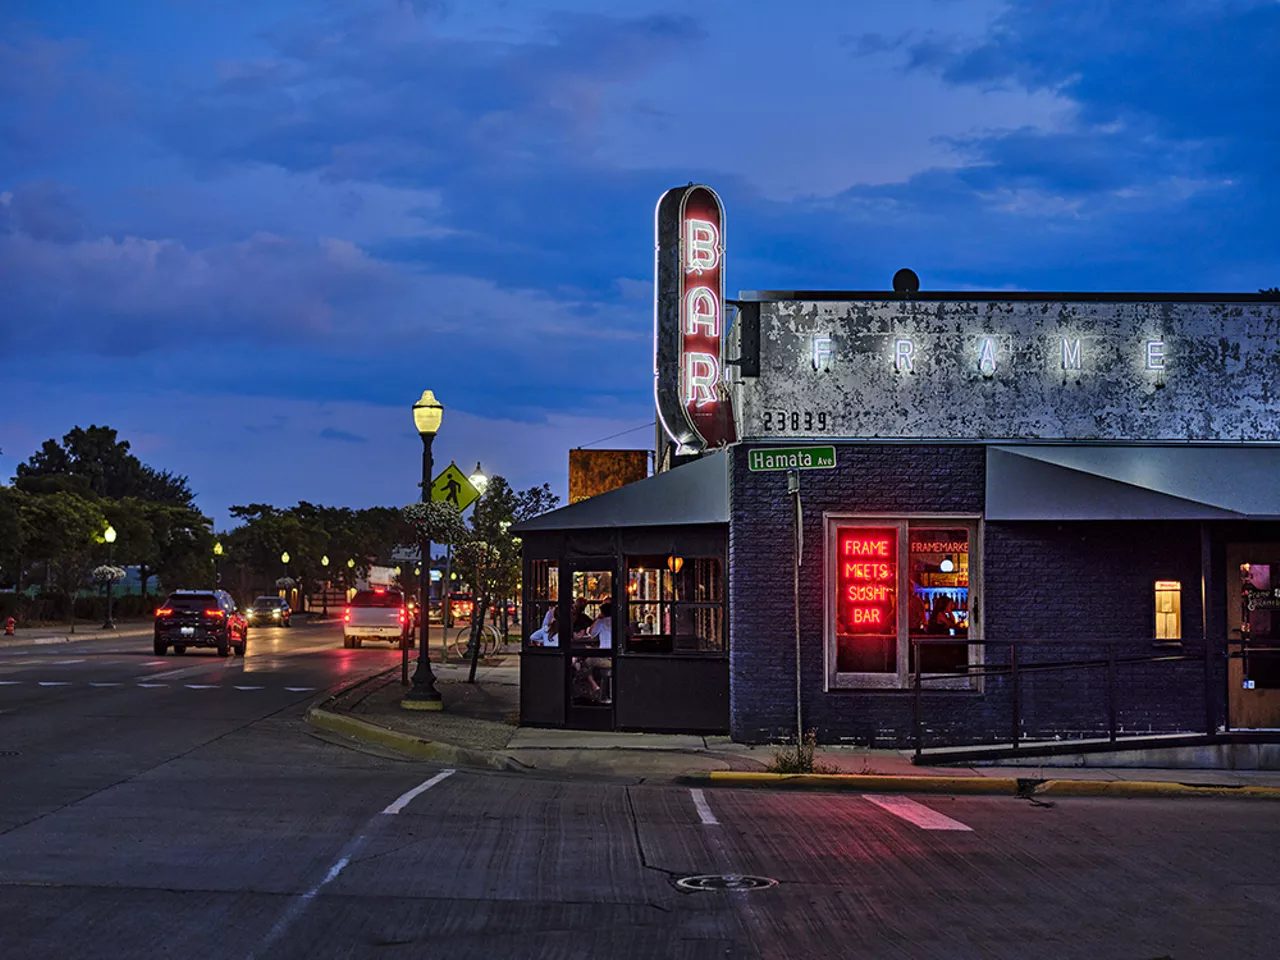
[564, 563, 616, 730]
[1226, 545, 1280, 729]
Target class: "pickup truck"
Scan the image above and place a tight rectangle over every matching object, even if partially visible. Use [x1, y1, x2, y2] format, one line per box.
[343, 588, 409, 649]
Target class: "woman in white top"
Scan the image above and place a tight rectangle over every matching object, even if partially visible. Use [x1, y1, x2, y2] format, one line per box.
[586, 601, 613, 649]
[529, 606, 559, 647]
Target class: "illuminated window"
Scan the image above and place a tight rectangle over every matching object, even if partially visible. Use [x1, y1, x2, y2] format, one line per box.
[522, 560, 559, 649]
[828, 517, 980, 690]
[624, 556, 724, 654]
[1155, 580, 1181, 640]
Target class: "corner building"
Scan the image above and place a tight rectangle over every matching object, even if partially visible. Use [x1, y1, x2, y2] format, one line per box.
[726, 291, 1280, 750]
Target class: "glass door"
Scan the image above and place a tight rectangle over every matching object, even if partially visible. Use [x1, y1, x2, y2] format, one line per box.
[565, 562, 616, 730]
[1226, 546, 1280, 729]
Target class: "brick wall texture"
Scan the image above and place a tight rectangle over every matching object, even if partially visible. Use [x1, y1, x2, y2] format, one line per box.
[728, 444, 1215, 747]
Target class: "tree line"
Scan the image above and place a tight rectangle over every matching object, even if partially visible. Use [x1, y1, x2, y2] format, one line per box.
[2, 425, 560, 630]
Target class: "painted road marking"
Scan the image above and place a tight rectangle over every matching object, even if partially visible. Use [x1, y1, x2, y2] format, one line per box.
[89, 682, 123, 687]
[285, 686, 315, 692]
[690, 788, 719, 825]
[136, 683, 168, 688]
[52, 659, 87, 665]
[0, 681, 23, 685]
[185, 684, 219, 689]
[382, 770, 457, 815]
[862, 795, 973, 832]
[38, 681, 72, 686]
[234, 685, 265, 690]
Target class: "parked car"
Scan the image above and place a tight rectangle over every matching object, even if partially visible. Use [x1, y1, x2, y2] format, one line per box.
[246, 596, 291, 627]
[343, 588, 409, 649]
[154, 589, 247, 657]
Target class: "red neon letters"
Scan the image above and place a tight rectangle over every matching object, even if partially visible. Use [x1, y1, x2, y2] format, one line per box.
[837, 529, 897, 635]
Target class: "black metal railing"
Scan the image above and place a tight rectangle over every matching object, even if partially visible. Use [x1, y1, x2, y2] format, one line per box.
[910, 637, 1211, 760]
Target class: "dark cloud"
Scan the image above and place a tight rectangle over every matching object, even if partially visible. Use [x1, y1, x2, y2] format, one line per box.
[319, 427, 368, 443]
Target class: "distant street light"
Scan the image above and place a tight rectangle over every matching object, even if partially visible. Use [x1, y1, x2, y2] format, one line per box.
[404, 389, 445, 711]
[102, 525, 118, 630]
[320, 556, 330, 616]
[469, 461, 489, 494]
[213, 540, 223, 590]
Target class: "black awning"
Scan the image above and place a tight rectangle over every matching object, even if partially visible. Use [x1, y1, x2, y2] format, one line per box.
[512, 451, 727, 533]
[985, 445, 1280, 521]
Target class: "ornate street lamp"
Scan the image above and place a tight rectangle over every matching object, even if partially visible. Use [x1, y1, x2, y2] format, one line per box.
[102, 525, 118, 629]
[404, 390, 445, 710]
[213, 540, 223, 590]
[469, 461, 489, 494]
[321, 555, 330, 616]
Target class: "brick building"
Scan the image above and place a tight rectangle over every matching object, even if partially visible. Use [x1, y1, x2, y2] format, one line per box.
[514, 184, 1280, 750]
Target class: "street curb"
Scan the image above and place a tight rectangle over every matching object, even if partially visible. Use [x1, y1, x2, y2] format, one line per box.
[701, 771, 1280, 800]
[305, 706, 528, 773]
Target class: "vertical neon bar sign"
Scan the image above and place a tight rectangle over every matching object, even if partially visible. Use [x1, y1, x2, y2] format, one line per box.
[654, 184, 736, 453]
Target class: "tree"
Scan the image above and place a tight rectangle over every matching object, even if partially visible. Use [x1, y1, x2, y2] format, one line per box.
[17, 490, 108, 625]
[421, 477, 558, 682]
[1262, 287, 1280, 298]
[16, 425, 195, 504]
[0, 486, 23, 589]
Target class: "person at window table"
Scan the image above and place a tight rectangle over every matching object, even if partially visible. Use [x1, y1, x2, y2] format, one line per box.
[577, 600, 613, 649]
[570, 597, 593, 636]
[928, 595, 960, 635]
[529, 607, 559, 647]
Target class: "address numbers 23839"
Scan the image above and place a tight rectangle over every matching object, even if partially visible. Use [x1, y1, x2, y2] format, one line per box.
[761, 411, 829, 432]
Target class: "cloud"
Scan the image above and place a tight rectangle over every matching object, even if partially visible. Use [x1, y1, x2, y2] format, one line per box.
[319, 427, 368, 443]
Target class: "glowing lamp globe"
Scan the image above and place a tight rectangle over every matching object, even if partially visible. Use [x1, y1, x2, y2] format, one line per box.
[413, 390, 444, 437]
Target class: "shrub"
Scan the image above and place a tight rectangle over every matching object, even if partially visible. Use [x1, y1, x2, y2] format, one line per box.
[766, 729, 838, 775]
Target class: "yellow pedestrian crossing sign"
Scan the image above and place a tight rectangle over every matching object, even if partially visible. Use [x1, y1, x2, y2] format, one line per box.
[431, 461, 480, 511]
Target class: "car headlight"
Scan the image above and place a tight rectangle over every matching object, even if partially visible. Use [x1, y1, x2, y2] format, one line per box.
[272, 610, 280, 618]
[246, 610, 254, 617]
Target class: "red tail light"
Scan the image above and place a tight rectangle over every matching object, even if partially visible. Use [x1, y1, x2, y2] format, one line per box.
[343, 608, 351, 623]
[155, 608, 173, 617]
[205, 609, 225, 618]
[399, 608, 407, 625]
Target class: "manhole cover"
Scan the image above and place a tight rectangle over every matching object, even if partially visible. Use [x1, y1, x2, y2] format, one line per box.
[675, 874, 777, 892]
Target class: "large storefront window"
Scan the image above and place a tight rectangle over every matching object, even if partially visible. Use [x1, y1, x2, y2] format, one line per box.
[625, 555, 724, 654]
[828, 517, 979, 689]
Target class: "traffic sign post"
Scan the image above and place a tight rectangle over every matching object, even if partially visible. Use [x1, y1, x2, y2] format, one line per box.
[747, 446, 836, 472]
[431, 461, 480, 511]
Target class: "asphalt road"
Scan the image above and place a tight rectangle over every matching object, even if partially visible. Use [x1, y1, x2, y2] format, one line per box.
[2, 621, 1278, 959]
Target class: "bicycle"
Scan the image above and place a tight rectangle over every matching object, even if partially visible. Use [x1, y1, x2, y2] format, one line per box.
[450, 622, 502, 661]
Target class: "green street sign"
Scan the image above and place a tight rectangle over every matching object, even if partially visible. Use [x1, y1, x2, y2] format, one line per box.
[747, 446, 837, 472]
[431, 461, 480, 510]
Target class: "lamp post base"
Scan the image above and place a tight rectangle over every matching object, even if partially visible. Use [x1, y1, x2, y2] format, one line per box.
[101, 620, 116, 630]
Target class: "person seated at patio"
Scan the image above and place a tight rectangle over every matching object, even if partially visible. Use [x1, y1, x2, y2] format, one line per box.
[583, 601, 613, 649]
[528, 607, 559, 647]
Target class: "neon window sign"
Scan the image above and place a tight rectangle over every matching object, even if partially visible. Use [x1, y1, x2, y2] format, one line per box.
[836, 528, 898, 636]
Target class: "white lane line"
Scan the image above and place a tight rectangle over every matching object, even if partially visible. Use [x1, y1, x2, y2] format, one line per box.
[689, 788, 719, 825]
[861, 795, 973, 832]
[38, 681, 73, 686]
[381, 770, 456, 815]
[136, 682, 168, 689]
[284, 686, 315, 692]
[52, 659, 87, 665]
[185, 684, 220, 689]
[249, 839, 364, 960]
[0, 680, 24, 685]
[89, 681, 123, 687]
[234, 685, 264, 691]
[144, 660, 166, 666]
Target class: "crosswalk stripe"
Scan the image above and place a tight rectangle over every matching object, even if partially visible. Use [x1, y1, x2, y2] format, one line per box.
[136, 683, 168, 688]
[89, 682, 123, 687]
[284, 687, 315, 692]
[0, 680, 23, 685]
[185, 684, 220, 689]
[862, 795, 973, 832]
[38, 681, 72, 686]
[234, 685, 265, 690]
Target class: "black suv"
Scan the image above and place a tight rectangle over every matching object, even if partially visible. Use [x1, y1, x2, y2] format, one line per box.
[246, 596, 291, 627]
[154, 590, 247, 657]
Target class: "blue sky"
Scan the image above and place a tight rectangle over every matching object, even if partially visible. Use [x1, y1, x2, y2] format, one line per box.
[2, 0, 1278, 529]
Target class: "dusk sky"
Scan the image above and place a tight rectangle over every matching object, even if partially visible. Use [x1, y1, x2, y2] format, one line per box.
[3, 0, 1278, 531]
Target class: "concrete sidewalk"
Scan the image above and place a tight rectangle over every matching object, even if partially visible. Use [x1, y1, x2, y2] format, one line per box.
[1, 622, 155, 645]
[307, 664, 1280, 798]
